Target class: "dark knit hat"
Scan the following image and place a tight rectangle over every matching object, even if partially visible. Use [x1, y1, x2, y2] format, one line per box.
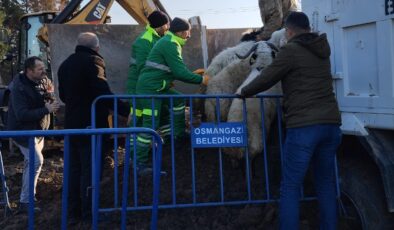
[148, 11, 169, 28]
[169, 17, 191, 33]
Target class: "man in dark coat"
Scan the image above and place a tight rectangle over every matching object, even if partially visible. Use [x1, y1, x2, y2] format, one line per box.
[7, 56, 59, 212]
[240, 12, 342, 229]
[58, 32, 128, 223]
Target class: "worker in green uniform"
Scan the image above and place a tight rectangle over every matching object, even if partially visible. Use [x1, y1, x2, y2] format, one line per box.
[127, 10, 169, 127]
[135, 17, 210, 174]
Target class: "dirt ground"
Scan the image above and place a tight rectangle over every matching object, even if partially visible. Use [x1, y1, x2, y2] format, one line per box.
[0, 136, 355, 229]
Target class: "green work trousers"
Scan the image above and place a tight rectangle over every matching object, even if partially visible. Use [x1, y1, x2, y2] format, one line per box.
[135, 88, 185, 164]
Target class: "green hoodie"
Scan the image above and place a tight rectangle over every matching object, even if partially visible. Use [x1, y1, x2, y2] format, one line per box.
[126, 25, 161, 94]
[136, 32, 203, 94]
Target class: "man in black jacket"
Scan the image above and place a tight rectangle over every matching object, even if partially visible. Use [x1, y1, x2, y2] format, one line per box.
[240, 12, 342, 229]
[58, 32, 128, 223]
[8, 56, 59, 212]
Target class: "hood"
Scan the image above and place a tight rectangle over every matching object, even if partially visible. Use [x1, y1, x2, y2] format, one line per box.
[289, 33, 331, 59]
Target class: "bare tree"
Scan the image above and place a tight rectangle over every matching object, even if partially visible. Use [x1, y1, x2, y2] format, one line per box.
[21, 0, 70, 13]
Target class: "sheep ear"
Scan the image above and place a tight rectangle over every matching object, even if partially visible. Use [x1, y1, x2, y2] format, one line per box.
[266, 42, 279, 52]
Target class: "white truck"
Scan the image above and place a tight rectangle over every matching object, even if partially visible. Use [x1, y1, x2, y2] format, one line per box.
[303, 0, 394, 228]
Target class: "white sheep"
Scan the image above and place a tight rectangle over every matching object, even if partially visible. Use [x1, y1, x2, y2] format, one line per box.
[204, 59, 252, 121]
[268, 28, 287, 48]
[223, 41, 282, 161]
[204, 41, 279, 122]
[193, 40, 256, 116]
[204, 28, 266, 79]
[224, 77, 282, 161]
[205, 40, 255, 78]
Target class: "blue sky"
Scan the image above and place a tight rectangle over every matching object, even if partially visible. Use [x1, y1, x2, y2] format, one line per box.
[108, 0, 263, 29]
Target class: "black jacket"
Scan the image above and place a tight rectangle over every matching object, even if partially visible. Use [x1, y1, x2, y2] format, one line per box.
[242, 33, 341, 128]
[7, 73, 50, 146]
[58, 46, 128, 131]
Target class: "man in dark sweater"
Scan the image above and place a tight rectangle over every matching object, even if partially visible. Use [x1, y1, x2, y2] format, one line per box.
[58, 32, 128, 223]
[240, 12, 342, 230]
[7, 56, 59, 212]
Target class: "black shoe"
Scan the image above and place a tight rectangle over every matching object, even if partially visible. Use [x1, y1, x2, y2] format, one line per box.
[18, 202, 41, 214]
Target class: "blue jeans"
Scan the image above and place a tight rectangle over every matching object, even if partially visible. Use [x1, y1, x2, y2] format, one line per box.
[279, 124, 342, 230]
[16, 138, 44, 203]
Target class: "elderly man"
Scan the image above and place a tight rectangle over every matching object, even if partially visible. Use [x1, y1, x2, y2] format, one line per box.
[7, 56, 59, 212]
[58, 32, 128, 223]
[240, 12, 342, 229]
[135, 17, 210, 175]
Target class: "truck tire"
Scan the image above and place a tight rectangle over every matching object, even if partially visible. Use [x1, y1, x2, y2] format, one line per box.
[340, 154, 394, 230]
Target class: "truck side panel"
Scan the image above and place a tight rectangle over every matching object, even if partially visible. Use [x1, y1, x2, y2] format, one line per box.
[303, 0, 394, 132]
[304, 0, 394, 213]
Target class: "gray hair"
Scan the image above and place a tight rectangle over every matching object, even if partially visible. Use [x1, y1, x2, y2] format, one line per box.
[77, 32, 99, 49]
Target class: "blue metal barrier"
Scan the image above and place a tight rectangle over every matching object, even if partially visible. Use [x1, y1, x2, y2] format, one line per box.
[0, 147, 11, 218]
[0, 127, 162, 230]
[92, 94, 341, 230]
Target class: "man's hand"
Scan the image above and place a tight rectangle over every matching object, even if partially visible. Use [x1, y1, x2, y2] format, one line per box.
[193, 68, 205, 75]
[202, 74, 210, 86]
[45, 101, 60, 113]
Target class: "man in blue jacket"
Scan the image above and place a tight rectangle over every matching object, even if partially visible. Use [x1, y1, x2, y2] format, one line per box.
[7, 56, 59, 212]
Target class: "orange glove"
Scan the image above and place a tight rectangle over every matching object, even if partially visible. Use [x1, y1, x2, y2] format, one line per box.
[193, 68, 205, 75]
[202, 74, 210, 86]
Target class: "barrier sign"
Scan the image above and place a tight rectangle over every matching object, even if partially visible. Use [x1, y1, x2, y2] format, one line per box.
[191, 122, 247, 148]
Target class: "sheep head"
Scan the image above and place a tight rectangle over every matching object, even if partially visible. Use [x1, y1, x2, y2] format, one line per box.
[235, 41, 279, 71]
[234, 41, 279, 95]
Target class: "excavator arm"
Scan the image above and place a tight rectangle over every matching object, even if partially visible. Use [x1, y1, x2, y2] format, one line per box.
[55, 0, 168, 24]
[38, 0, 168, 44]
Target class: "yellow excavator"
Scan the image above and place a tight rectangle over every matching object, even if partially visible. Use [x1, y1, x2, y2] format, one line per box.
[18, 0, 168, 70]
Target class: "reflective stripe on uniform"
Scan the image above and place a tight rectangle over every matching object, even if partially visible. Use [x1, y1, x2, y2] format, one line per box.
[145, 61, 171, 73]
[129, 135, 137, 145]
[158, 124, 171, 135]
[158, 124, 171, 130]
[173, 105, 186, 111]
[156, 80, 167, 92]
[158, 128, 171, 135]
[129, 57, 136, 66]
[142, 108, 158, 116]
[137, 135, 152, 144]
[130, 107, 142, 117]
[172, 105, 185, 115]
